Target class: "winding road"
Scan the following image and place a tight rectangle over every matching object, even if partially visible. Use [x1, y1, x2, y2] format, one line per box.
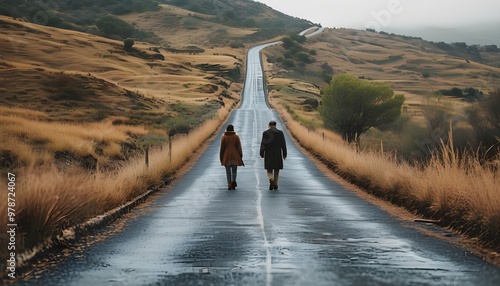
[17, 34, 500, 286]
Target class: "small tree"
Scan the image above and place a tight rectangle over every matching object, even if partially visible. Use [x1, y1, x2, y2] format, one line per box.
[123, 38, 135, 50]
[281, 36, 294, 49]
[282, 59, 295, 68]
[467, 87, 500, 155]
[295, 51, 312, 63]
[319, 73, 405, 145]
[96, 15, 134, 39]
[291, 34, 307, 43]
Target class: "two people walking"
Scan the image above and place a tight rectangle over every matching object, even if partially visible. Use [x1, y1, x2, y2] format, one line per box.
[219, 120, 287, 190]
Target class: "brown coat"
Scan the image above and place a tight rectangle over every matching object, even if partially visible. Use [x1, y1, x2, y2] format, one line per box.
[220, 131, 244, 166]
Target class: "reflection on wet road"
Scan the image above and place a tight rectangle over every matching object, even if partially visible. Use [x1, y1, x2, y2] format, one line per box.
[17, 42, 500, 286]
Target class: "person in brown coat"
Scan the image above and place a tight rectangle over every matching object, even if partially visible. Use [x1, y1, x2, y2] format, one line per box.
[260, 120, 287, 190]
[220, 124, 244, 190]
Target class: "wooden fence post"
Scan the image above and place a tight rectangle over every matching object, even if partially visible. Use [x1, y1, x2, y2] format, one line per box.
[168, 134, 172, 163]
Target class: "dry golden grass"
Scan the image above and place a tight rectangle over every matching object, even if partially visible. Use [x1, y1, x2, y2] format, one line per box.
[0, 15, 243, 104]
[0, 14, 243, 167]
[266, 29, 500, 246]
[121, 4, 256, 48]
[0, 110, 150, 165]
[0, 107, 229, 260]
[310, 28, 500, 89]
[275, 103, 500, 247]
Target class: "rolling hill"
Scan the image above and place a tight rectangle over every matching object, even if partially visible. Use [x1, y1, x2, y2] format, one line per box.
[0, 0, 313, 170]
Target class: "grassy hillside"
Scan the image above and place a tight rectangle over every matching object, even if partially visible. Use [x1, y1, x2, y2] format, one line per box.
[0, 15, 242, 171]
[263, 28, 500, 156]
[0, 0, 312, 172]
[0, 0, 312, 43]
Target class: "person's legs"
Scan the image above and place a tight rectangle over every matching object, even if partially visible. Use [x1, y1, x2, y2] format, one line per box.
[231, 166, 238, 182]
[267, 169, 275, 190]
[266, 169, 274, 181]
[231, 166, 238, 189]
[273, 169, 280, 189]
[225, 166, 232, 189]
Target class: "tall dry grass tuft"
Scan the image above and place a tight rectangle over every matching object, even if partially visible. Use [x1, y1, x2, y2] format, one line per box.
[0, 111, 157, 174]
[0, 107, 229, 267]
[10, 168, 95, 248]
[419, 138, 500, 242]
[278, 105, 500, 247]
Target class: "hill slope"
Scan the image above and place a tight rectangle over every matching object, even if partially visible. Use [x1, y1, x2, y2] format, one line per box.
[0, 14, 242, 169]
[0, 0, 314, 170]
[263, 28, 500, 137]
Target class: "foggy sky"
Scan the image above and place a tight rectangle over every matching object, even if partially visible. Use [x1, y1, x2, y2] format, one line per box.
[255, 0, 500, 45]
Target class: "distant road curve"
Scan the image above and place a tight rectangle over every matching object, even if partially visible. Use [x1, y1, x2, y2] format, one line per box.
[299, 26, 325, 37]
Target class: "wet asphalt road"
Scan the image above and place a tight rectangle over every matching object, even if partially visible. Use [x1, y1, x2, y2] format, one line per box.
[16, 43, 500, 286]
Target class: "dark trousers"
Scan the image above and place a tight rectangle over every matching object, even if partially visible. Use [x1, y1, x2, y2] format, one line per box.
[225, 165, 237, 184]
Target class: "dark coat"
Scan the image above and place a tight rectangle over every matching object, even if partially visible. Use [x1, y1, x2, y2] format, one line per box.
[260, 127, 287, 170]
[220, 131, 244, 166]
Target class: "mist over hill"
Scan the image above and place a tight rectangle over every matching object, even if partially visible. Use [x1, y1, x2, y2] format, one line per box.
[388, 22, 500, 47]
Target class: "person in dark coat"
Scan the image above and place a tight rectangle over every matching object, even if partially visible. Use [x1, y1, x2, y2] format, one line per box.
[220, 124, 244, 190]
[260, 120, 287, 190]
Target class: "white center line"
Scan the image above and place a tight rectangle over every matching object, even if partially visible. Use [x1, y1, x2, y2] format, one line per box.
[253, 109, 272, 286]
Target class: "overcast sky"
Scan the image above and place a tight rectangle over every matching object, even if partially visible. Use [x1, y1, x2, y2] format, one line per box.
[255, 0, 500, 45]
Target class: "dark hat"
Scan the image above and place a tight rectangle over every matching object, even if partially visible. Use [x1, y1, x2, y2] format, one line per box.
[226, 124, 234, 131]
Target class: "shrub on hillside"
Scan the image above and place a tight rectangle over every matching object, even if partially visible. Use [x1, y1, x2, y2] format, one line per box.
[296, 51, 313, 64]
[133, 0, 160, 13]
[439, 87, 464, 97]
[230, 42, 244, 49]
[282, 59, 296, 68]
[123, 38, 135, 50]
[466, 88, 500, 157]
[226, 66, 242, 82]
[421, 71, 431, 78]
[281, 36, 295, 49]
[96, 15, 134, 39]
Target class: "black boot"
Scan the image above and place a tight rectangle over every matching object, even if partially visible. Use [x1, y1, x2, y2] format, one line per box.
[269, 179, 275, 190]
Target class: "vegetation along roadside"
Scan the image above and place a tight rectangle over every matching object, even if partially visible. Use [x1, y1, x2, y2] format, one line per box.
[263, 27, 500, 262]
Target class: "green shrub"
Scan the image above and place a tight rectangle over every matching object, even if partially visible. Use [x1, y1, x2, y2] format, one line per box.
[281, 36, 295, 49]
[282, 59, 296, 68]
[296, 51, 312, 64]
[230, 42, 244, 48]
[96, 15, 134, 39]
[123, 38, 135, 50]
[133, 0, 160, 13]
